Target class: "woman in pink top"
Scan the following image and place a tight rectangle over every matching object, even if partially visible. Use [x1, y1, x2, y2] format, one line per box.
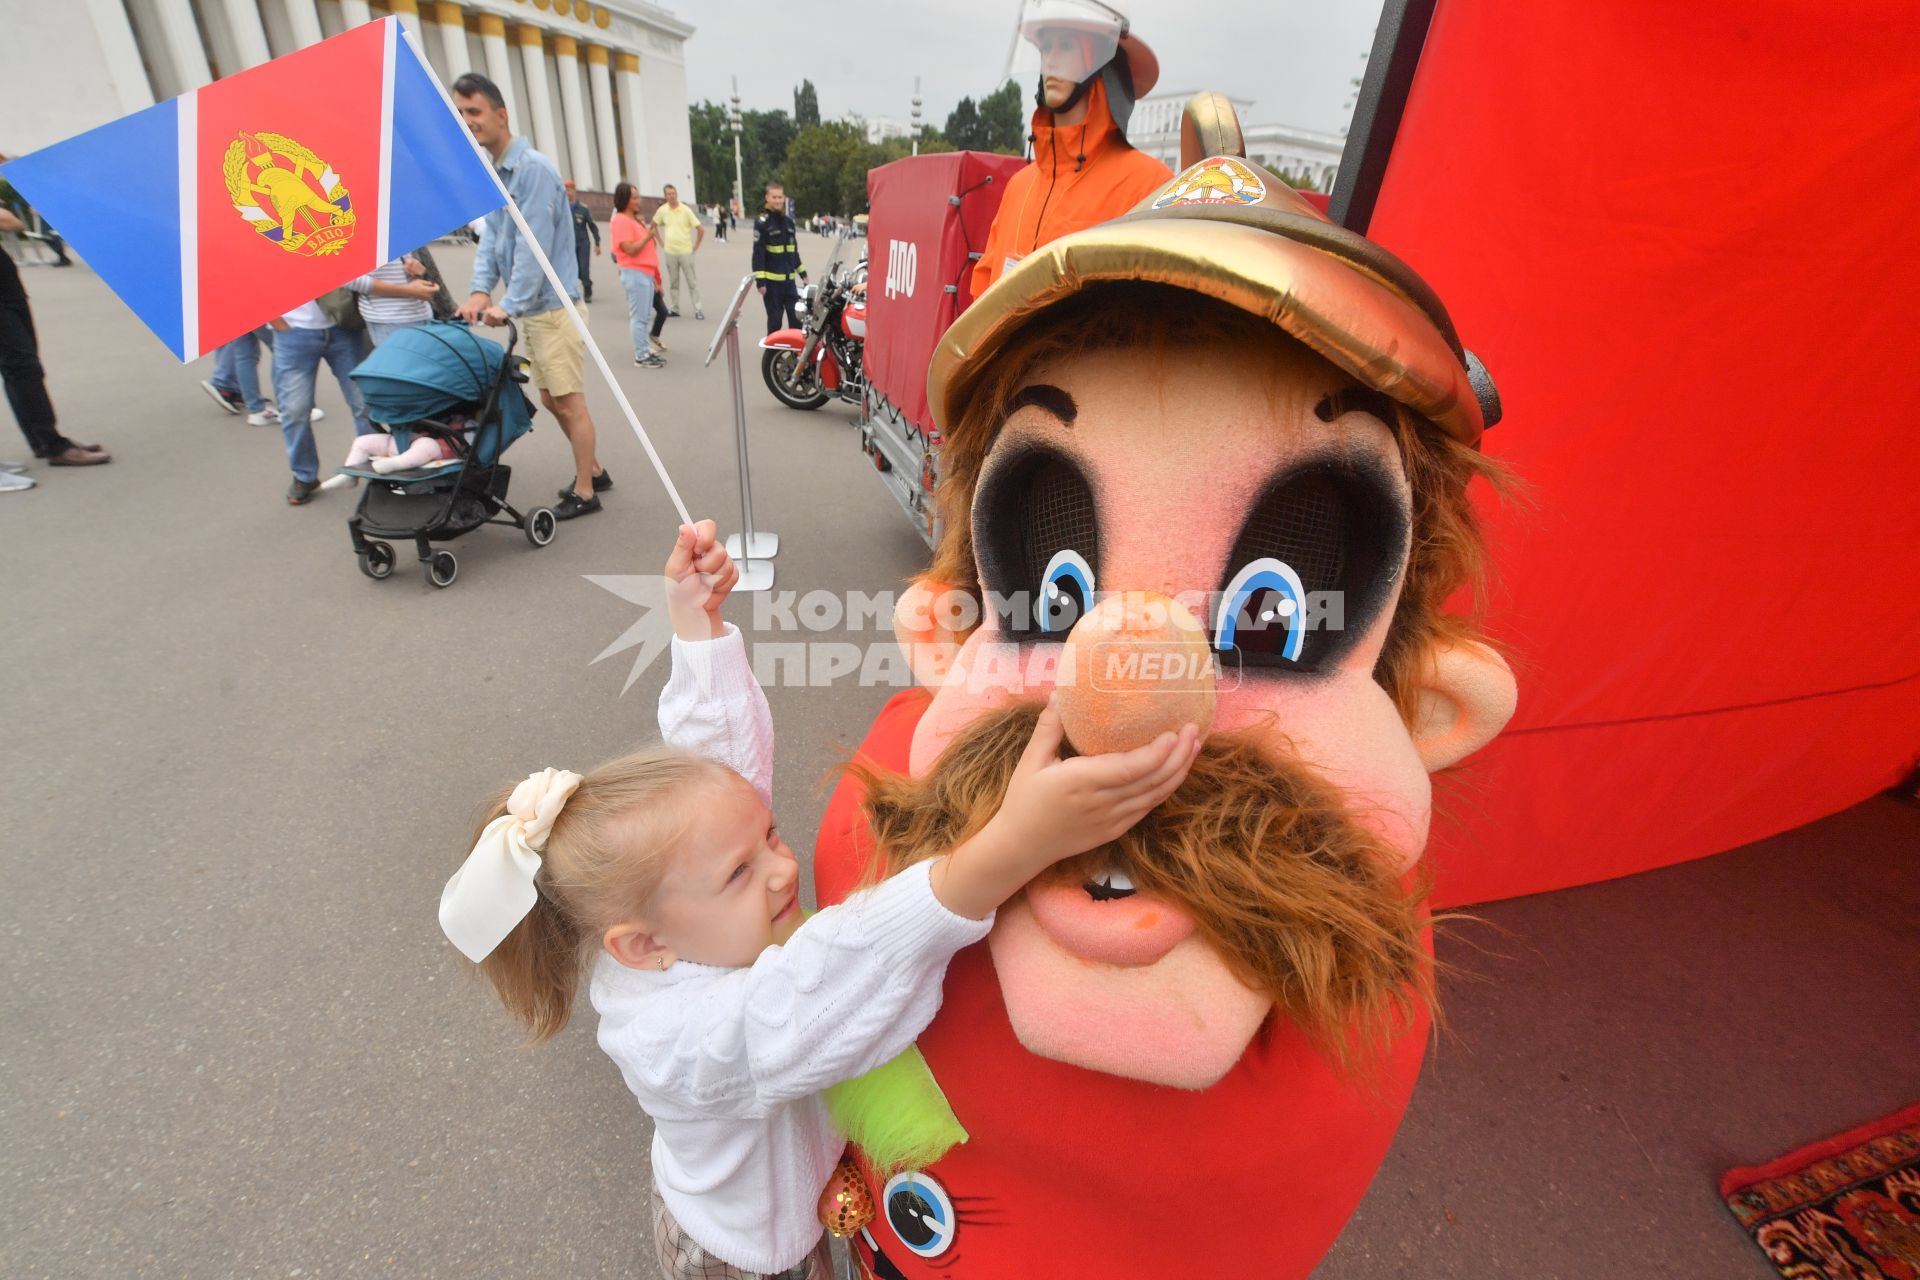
[611, 183, 665, 367]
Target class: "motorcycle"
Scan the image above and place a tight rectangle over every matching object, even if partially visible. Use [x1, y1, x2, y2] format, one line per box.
[759, 233, 867, 412]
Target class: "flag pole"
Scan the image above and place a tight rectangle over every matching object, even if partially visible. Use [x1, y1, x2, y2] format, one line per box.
[398, 20, 693, 527]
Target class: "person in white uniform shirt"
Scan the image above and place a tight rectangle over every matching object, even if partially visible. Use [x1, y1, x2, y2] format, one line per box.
[439, 519, 1200, 1280]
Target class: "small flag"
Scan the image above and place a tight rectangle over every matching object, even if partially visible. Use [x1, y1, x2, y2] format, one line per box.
[0, 18, 502, 361]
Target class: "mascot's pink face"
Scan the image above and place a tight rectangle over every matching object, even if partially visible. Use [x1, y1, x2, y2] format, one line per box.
[904, 342, 1469, 1088]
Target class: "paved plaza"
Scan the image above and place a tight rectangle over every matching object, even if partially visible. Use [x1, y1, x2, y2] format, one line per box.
[2, 233, 1915, 1278]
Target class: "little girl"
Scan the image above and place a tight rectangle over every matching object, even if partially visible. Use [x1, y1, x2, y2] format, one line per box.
[440, 520, 1199, 1280]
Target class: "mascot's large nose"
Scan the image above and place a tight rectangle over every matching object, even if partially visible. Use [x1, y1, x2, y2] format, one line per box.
[1056, 592, 1217, 756]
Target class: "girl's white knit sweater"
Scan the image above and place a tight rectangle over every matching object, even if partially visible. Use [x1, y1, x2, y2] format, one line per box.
[588, 624, 989, 1273]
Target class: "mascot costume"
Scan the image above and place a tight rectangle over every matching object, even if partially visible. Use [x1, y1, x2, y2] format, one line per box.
[813, 139, 1519, 1278]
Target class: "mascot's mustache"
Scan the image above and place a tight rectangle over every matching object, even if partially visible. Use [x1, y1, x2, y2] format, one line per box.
[858, 701, 1436, 1073]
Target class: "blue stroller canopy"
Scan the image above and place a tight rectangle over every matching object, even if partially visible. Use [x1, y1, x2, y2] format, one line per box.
[349, 322, 532, 466]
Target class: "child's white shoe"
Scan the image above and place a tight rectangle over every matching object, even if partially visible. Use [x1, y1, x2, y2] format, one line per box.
[318, 473, 358, 492]
[369, 455, 410, 475]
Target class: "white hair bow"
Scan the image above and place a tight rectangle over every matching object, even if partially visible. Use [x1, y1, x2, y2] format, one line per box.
[439, 768, 583, 962]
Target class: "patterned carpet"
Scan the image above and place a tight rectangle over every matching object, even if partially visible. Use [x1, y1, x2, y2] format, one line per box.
[1723, 1102, 1920, 1278]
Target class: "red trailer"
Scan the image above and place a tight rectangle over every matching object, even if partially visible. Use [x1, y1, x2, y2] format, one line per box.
[858, 150, 1026, 546]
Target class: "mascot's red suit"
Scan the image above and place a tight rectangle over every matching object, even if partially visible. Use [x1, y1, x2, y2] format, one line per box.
[815, 145, 1517, 1279]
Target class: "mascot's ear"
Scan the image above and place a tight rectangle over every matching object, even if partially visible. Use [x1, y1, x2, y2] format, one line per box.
[1408, 638, 1518, 772]
[893, 577, 965, 688]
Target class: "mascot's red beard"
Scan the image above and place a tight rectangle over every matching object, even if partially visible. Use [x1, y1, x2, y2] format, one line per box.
[856, 701, 1438, 1075]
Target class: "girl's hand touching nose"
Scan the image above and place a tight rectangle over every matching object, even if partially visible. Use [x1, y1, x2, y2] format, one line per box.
[930, 698, 1201, 921]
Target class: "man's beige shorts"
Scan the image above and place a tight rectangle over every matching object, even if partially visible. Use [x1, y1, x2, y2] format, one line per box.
[520, 305, 586, 397]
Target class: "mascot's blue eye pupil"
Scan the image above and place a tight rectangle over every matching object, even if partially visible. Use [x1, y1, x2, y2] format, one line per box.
[1042, 569, 1088, 631]
[1230, 586, 1295, 659]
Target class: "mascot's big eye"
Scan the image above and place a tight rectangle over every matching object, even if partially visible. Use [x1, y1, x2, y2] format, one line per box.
[1037, 548, 1095, 633]
[1215, 557, 1307, 663]
[1213, 464, 1399, 671]
[883, 1171, 958, 1258]
[976, 448, 1100, 640]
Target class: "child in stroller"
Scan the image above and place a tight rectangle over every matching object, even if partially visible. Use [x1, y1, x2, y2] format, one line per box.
[318, 415, 474, 490]
[339, 320, 557, 588]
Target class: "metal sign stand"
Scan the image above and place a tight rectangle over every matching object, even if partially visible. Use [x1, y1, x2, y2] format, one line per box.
[705, 274, 777, 591]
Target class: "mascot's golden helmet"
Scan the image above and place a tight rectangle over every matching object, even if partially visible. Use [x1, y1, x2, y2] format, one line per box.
[930, 140, 1497, 456]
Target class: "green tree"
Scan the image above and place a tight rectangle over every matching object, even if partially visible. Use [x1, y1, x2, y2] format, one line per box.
[782, 121, 866, 218]
[793, 79, 820, 128]
[979, 81, 1027, 154]
[836, 132, 957, 215]
[944, 97, 985, 150]
[912, 126, 955, 156]
[745, 109, 797, 198]
[686, 101, 799, 209]
[688, 100, 734, 203]
[940, 83, 1027, 155]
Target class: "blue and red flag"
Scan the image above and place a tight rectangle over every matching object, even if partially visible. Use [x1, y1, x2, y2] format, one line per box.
[0, 18, 502, 361]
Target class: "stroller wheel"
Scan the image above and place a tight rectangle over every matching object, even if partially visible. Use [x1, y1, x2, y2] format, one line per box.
[525, 507, 558, 547]
[359, 541, 395, 581]
[427, 550, 458, 588]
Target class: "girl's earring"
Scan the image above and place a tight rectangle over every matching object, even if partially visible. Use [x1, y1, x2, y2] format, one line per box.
[656, 955, 667, 971]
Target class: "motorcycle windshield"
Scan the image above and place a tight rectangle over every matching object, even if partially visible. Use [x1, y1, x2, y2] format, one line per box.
[820, 227, 852, 283]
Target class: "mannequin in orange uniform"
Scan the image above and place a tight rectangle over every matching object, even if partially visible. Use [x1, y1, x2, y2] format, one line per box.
[970, 6, 1171, 295]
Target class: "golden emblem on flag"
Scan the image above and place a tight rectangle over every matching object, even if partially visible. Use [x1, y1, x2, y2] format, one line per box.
[222, 131, 356, 257]
[1151, 155, 1267, 209]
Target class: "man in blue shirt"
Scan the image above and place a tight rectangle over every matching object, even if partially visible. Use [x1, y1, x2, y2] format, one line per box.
[452, 73, 609, 519]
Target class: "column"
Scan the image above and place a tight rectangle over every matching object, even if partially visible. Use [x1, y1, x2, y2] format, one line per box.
[476, 13, 516, 116]
[80, 0, 156, 110]
[614, 50, 650, 194]
[430, 2, 468, 81]
[550, 35, 596, 188]
[387, 0, 424, 44]
[338, 0, 372, 26]
[215, 0, 272, 67]
[153, 0, 213, 88]
[513, 24, 563, 167]
[283, 0, 325, 47]
[585, 45, 622, 190]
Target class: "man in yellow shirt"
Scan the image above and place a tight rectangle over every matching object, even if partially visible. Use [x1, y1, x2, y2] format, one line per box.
[652, 184, 705, 320]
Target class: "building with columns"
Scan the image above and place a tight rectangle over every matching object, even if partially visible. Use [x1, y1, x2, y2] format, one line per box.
[1, 0, 696, 201]
[1131, 91, 1345, 194]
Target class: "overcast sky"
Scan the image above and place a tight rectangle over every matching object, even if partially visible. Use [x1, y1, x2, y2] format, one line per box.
[678, 0, 1385, 138]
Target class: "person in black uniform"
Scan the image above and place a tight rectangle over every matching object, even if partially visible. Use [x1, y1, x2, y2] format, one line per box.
[564, 180, 600, 303]
[751, 181, 807, 333]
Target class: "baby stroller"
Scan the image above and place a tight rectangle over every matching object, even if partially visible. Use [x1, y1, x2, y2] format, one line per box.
[342, 321, 554, 588]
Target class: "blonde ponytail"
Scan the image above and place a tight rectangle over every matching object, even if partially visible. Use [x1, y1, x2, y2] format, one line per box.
[460, 749, 732, 1041]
